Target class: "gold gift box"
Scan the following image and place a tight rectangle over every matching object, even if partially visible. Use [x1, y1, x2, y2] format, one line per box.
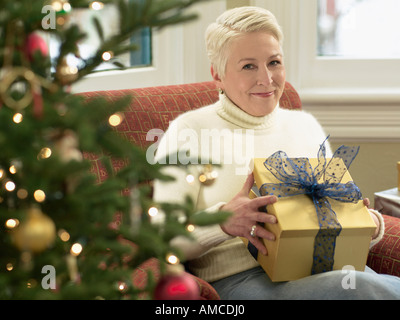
[241, 158, 376, 282]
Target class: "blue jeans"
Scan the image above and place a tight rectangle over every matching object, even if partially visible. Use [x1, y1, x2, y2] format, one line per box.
[210, 266, 400, 300]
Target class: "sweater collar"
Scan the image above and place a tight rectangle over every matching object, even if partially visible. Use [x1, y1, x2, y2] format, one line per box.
[216, 94, 280, 129]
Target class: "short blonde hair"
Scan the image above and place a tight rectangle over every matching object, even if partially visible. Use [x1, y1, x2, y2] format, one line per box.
[205, 6, 284, 78]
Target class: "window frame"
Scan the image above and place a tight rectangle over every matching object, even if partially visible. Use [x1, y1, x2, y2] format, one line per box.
[296, 0, 400, 97]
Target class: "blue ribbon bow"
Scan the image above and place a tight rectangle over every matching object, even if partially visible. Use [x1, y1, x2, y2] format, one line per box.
[255, 137, 363, 275]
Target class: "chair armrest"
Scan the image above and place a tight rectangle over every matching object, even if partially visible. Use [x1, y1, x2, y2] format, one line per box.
[190, 274, 220, 300]
[367, 214, 400, 277]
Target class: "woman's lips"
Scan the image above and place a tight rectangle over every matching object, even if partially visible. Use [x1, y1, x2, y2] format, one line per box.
[251, 91, 274, 98]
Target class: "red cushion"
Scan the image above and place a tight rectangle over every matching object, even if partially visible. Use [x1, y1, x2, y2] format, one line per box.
[280, 82, 302, 110]
[367, 214, 400, 277]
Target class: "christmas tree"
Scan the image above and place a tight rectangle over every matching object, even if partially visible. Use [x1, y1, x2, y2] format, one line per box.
[0, 0, 228, 299]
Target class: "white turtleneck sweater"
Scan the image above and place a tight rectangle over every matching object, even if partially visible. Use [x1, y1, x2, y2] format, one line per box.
[152, 95, 384, 283]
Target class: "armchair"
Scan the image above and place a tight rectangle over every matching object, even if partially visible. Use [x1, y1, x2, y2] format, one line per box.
[81, 81, 400, 299]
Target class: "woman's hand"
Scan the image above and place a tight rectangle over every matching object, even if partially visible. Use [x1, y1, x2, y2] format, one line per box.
[220, 173, 278, 256]
[364, 198, 380, 239]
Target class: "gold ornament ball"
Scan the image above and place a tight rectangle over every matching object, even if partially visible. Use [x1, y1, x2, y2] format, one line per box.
[12, 206, 56, 253]
[198, 164, 218, 186]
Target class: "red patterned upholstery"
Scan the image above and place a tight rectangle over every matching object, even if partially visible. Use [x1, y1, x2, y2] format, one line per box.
[80, 81, 400, 299]
[367, 215, 400, 277]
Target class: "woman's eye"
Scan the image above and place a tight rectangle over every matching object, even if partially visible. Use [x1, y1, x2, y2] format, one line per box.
[243, 64, 255, 70]
[269, 60, 281, 66]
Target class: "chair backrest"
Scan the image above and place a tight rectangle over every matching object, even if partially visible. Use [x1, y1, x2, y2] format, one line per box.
[81, 81, 302, 182]
[81, 81, 302, 150]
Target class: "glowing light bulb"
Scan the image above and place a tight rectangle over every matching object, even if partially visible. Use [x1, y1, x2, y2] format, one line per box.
[33, 189, 46, 202]
[51, 0, 63, 11]
[63, 2, 71, 11]
[58, 229, 70, 242]
[13, 113, 23, 123]
[108, 113, 123, 127]
[102, 51, 113, 61]
[186, 174, 195, 184]
[70, 243, 83, 256]
[5, 219, 19, 229]
[166, 254, 179, 265]
[148, 206, 158, 217]
[5, 181, 16, 192]
[117, 281, 128, 292]
[90, 1, 104, 10]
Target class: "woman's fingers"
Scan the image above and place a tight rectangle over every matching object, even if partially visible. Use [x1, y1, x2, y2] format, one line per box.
[220, 172, 278, 253]
[248, 236, 268, 256]
[251, 194, 278, 208]
[251, 224, 276, 241]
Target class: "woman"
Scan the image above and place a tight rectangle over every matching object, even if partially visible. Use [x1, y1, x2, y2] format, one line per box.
[153, 6, 400, 299]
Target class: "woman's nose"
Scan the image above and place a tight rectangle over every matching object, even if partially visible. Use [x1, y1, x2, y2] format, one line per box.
[257, 66, 273, 86]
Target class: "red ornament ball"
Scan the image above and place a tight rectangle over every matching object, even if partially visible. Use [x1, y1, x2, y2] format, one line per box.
[25, 33, 49, 61]
[154, 270, 200, 300]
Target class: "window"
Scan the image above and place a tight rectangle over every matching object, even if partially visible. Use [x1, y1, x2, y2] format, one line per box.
[275, 0, 400, 93]
[317, 0, 400, 58]
[251, 0, 400, 141]
[70, 0, 224, 93]
[49, 1, 152, 72]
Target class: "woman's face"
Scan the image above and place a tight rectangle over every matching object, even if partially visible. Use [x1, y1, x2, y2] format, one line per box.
[212, 32, 286, 117]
